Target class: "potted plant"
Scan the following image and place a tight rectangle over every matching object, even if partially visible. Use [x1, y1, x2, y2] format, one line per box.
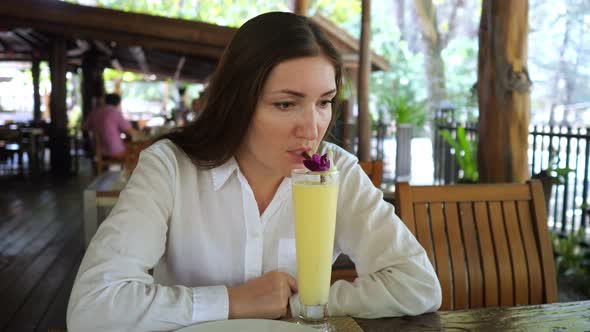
[531, 150, 574, 210]
[439, 126, 479, 183]
[382, 94, 427, 181]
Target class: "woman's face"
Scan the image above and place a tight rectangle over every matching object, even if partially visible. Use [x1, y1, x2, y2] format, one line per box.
[237, 56, 337, 179]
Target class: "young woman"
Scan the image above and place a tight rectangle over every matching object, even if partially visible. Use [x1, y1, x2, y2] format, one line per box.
[67, 12, 441, 332]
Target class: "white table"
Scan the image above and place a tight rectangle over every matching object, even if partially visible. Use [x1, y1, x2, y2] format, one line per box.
[83, 171, 127, 248]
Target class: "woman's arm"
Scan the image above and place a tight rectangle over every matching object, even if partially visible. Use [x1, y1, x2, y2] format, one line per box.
[323, 150, 441, 318]
[67, 144, 228, 332]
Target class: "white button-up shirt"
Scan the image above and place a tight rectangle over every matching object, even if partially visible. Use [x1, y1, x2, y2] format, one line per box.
[67, 140, 441, 332]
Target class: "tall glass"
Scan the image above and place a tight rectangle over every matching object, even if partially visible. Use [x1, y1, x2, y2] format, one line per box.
[291, 169, 339, 331]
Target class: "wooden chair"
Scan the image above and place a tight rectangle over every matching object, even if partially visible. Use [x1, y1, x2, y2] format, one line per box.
[395, 180, 557, 310]
[0, 127, 24, 174]
[122, 140, 153, 175]
[331, 255, 358, 284]
[330, 160, 384, 283]
[358, 160, 383, 187]
[93, 136, 124, 176]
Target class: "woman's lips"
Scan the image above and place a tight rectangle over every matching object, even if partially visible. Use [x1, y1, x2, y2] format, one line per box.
[288, 151, 306, 163]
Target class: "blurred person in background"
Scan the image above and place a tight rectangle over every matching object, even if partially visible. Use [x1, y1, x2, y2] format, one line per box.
[83, 93, 139, 158]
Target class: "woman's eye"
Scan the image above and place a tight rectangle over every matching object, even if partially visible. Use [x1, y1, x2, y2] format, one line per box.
[273, 102, 295, 110]
[318, 99, 334, 109]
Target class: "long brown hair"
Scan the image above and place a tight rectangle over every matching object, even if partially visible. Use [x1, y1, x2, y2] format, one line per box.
[160, 12, 343, 168]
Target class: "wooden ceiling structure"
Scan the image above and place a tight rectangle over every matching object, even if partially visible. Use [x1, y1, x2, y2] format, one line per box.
[0, 1, 388, 81]
[0, 0, 235, 82]
[0, 0, 389, 174]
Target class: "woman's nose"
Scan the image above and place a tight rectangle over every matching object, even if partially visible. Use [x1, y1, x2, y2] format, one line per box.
[296, 106, 319, 140]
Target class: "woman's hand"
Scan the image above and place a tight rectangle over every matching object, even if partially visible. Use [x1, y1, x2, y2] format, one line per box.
[227, 271, 297, 319]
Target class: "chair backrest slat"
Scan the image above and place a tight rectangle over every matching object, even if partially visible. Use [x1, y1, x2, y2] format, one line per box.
[409, 185, 531, 203]
[529, 181, 558, 303]
[458, 202, 483, 308]
[444, 202, 468, 310]
[396, 181, 556, 310]
[516, 200, 544, 304]
[488, 201, 514, 307]
[503, 200, 530, 305]
[428, 202, 452, 310]
[414, 203, 434, 264]
[473, 201, 499, 307]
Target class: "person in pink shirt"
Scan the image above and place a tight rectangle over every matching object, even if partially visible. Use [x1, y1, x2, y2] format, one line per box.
[84, 93, 138, 158]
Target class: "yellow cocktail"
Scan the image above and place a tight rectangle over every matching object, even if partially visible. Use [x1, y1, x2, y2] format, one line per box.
[292, 169, 339, 326]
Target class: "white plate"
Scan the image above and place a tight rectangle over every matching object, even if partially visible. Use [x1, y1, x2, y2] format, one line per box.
[175, 319, 318, 332]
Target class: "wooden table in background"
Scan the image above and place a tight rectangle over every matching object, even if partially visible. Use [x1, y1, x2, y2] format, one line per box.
[83, 171, 126, 247]
[355, 300, 590, 331]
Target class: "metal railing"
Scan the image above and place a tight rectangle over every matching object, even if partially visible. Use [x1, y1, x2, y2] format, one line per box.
[433, 117, 590, 238]
[529, 125, 590, 235]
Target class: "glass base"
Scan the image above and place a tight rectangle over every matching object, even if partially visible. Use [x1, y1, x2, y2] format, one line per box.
[295, 304, 334, 331]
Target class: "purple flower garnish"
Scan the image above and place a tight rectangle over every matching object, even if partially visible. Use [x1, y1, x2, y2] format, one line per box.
[303, 153, 330, 172]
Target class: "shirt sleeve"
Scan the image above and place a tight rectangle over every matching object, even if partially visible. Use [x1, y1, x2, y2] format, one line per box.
[116, 111, 132, 133]
[320, 150, 441, 318]
[66, 144, 229, 332]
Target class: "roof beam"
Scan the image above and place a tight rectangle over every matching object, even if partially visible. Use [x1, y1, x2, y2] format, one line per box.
[14, 28, 44, 46]
[94, 40, 123, 71]
[7, 30, 34, 49]
[129, 46, 150, 78]
[173, 56, 185, 82]
[0, 0, 235, 61]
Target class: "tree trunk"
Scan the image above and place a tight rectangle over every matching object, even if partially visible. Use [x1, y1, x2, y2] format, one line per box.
[425, 43, 447, 108]
[414, 0, 447, 109]
[477, 0, 531, 183]
[357, 0, 372, 162]
[395, 0, 406, 40]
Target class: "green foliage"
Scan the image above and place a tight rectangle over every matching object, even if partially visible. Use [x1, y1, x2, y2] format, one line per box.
[103, 68, 144, 82]
[381, 94, 427, 127]
[439, 126, 479, 182]
[534, 149, 575, 184]
[370, 26, 427, 128]
[68, 105, 82, 134]
[66, 0, 289, 26]
[442, 37, 478, 109]
[66, 0, 360, 30]
[311, 0, 361, 35]
[552, 229, 590, 279]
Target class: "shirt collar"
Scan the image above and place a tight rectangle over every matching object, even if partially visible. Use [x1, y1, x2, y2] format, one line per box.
[211, 157, 239, 191]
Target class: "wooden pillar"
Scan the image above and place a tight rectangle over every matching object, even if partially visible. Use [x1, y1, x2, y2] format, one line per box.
[49, 36, 71, 175]
[81, 48, 105, 119]
[477, 0, 531, 183]
[293, 0, 309, 16]
[357, 0, 372, 161]
[32, 57, 41, 123]
[81, 48, 105, 154]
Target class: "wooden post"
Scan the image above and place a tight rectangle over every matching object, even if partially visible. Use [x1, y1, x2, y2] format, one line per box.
[32, 57, 41, 123]
[49, 36, 71, 175]
[293, 0, 309, 16]
[81, 48, 105, 154]
[357, 0, 372, 162]
[477, 0, 531, 183]
[81, 48, 105, 119]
